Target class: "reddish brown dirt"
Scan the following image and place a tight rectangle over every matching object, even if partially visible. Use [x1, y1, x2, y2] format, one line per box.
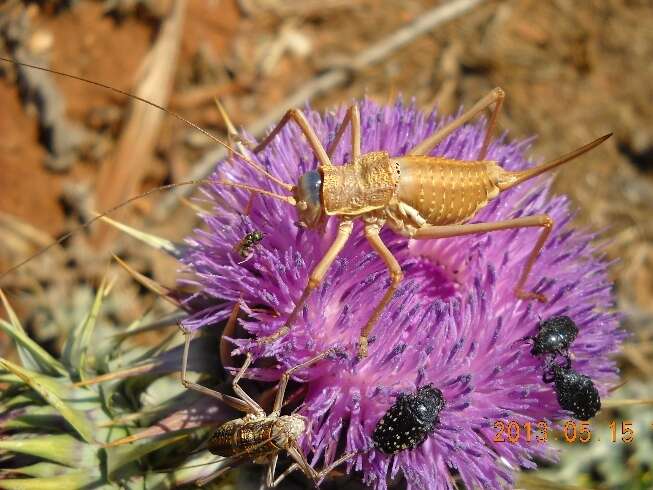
[0, 81, 63, 236]
[41, 3, 153, 121]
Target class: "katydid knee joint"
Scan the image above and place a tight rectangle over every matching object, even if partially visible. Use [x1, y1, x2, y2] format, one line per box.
[390, 270, 403, 285]
[541, 216, 553, 228]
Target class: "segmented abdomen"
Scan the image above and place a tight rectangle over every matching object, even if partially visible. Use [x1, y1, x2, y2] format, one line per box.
[395, 156, 501, 225]
[208, 419, 280, 458]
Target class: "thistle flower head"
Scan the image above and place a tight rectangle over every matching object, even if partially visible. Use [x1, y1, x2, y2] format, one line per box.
[180, 99, 624, 489]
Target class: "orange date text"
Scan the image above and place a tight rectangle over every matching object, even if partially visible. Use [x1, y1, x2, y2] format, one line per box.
[492, 420, 637, 444]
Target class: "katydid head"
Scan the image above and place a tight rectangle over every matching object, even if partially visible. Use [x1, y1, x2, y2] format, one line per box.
[293, 170, 325, 229]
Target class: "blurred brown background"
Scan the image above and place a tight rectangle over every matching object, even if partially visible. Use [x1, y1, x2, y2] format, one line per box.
[0, 0, 651, 487]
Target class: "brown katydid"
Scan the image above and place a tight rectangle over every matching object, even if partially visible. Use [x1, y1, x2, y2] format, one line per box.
[0, 57, 611, 360]
[178, 328, 356, 488]
[99, 319, 357, 487]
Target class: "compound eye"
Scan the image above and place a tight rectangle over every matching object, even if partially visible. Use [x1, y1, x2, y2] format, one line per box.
[300, 170, 322, 206]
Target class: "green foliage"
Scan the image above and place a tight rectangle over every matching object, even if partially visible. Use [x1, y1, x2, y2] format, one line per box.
[0, 285, 232, 489]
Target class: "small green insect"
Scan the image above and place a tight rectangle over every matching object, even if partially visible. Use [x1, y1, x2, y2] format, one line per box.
[235, 230, 264, 263]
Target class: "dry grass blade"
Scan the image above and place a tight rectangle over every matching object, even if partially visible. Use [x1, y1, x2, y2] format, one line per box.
[93, 0, 186, 246]
[178, 196, 211, 216]
[620, 344, 653, 377]
[171, 80, 244, 110]
[601, 398, 653, 408]
[0, 212, 56, 248]
[102, 398, 222, 448]
[0, 358, 96, 443]
[98, 215, 181, 257]
[516, 472, 590, 490]
[0, 289, 67, 376]
[113, 255, 182, 308]
[74, 361, 157, 387]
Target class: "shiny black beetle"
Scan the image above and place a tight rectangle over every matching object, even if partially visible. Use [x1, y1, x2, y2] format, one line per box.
[525, 315, 578, 358]
[543, 363, 601, 420]
[372, 384, 445, 454]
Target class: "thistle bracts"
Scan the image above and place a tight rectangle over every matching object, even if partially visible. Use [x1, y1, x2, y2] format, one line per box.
[0, 282, 234, 489]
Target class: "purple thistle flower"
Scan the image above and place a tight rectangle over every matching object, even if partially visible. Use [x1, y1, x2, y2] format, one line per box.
[180, 99, 624, 489]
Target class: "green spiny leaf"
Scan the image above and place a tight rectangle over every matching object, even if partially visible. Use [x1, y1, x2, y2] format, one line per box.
[103, 397, 223, 451]
[93, 311, 153, 372]
[0, 434, 96, 467]
[0, 289, 25, 332]
[97, 390, 203, 431]
[1, 391, 43, 414]
[0, 471, 100, 490]
[0, 291, 66, 377]
[0, 358, 96, 443]
[3, 461, 82, 478]
[1, 364, 102, 412]
[99, 215, 182, 258]
[106, 433, 190, 481]
[140, 450, 228, 490]
[63, 278, 109, 381]
[93, 334, 217, 390]
[141, 377, 185, 408]
[144, 334, 220, 378]
[0, 372, 22, 384]
[1, 405, 64, 431]
[125, 330, 178, 368]
[109, 313, 184, 341]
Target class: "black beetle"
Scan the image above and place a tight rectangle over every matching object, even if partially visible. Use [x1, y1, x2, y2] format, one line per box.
[372, 384, 445, 454]
[543, 363, 601, 420]
[525, 315, 578, 358]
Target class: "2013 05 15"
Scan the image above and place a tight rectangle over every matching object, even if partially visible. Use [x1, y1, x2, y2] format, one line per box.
[493, 420, 637, 444]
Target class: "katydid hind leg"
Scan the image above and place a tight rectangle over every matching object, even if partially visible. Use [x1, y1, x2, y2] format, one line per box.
[411, 214, 554, 302]
[230, 352, 266, 415]
[268, 461, 300, 487]
[287, 442, 357, 486]
[195, 456, 241, 487]
[409, 87, 505, 156]
[179, 325, 261, 414]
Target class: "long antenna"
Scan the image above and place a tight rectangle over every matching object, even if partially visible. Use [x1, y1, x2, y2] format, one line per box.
[0, 56, 293, 191]
[0, 179, 295, 280]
